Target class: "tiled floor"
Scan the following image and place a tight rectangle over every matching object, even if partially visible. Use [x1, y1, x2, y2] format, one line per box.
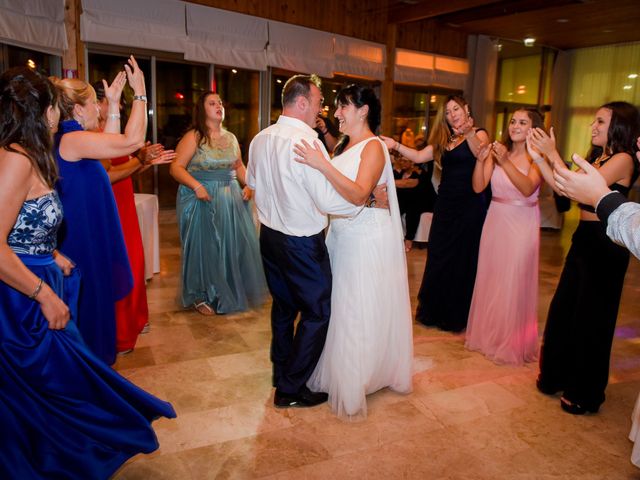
[113, 208, 640, 479]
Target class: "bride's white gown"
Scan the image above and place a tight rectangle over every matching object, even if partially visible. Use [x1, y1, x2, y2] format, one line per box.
[307, 137, 413, 418]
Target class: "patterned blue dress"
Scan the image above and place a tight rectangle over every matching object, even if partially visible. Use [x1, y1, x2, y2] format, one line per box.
[55, 119, 133, 364]
[177, 131, 267, 313]
[0, 191, 175, 480]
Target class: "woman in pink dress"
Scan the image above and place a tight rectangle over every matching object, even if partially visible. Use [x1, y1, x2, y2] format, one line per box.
[465, 108, 543, 365]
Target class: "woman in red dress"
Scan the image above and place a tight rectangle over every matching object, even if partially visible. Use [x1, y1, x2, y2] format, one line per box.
[93, 82, 174, 353]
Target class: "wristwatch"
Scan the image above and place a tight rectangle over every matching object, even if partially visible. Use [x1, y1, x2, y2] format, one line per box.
[133, 94, 147, 102]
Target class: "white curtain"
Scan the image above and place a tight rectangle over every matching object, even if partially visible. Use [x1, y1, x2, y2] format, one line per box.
[266, 21, 334, 77]
[334, 34, 385, 81]
[394, 48, 435, 85]
[80, 0, 186, 53]
[0, 0, 67, 55]
[466, 35, 498, 137]
[185, 4, 268, 71]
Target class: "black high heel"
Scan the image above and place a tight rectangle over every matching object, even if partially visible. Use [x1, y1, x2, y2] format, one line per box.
[560, 397, 599, 415]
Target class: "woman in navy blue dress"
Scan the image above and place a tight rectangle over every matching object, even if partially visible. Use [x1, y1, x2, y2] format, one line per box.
[52, 56, 149, 364]
[381, 95, 489, 332]
[0, 66, 175, 480]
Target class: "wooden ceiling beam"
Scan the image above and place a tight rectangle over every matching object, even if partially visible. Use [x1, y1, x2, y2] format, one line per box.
[437, 0, 582, 25]
[388, 0, 504, 24]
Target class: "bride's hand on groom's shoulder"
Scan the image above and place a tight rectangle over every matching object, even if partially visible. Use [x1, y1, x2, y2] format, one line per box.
[293, 139, 328, 171]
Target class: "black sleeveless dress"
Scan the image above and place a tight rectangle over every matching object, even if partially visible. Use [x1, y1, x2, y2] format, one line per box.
[415, 139, 488, 332]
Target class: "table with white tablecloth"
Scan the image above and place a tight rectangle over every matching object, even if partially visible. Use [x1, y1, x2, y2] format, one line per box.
[134, 193, 160, 280]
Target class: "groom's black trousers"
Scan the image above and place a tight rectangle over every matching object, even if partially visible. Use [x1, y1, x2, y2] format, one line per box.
[259, 224, 332, 395]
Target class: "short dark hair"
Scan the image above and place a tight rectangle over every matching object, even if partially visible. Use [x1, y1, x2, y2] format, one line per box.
[281, 74, 321, 107]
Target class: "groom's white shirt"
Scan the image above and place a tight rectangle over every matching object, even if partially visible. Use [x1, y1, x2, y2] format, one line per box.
[247, 115, 360, 237]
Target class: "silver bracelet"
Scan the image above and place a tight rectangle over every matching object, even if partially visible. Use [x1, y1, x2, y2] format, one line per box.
[193, 184, 204, 193]
[29, 277, 44, 300]
[133, 94, 147, 103]
[532, 156, 544, 164]
[108, 113, 121, 120]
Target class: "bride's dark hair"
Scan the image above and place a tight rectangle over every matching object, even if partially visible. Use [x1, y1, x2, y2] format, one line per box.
[333, 84, 381, 155]
[0, 67, 58, 187]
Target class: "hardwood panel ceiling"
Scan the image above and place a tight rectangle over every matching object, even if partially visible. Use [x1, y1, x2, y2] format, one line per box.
[389, 0, 640, 49]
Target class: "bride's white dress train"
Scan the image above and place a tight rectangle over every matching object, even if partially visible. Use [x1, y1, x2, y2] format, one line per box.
[307, 137, 413, 419]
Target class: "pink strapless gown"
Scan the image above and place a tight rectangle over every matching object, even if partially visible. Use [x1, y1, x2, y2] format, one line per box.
[465, 165, 540, 365]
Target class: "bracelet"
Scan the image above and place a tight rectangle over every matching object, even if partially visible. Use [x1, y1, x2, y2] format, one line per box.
[193, 184, 204, 193]
[532, 156, 545, 164]
[133, 94, 147, 103]
[108, 113, 121, 120]
[29, 277, 44, 300]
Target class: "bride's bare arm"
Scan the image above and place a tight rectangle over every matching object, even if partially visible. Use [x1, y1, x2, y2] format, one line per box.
[294, 139, 385, 206]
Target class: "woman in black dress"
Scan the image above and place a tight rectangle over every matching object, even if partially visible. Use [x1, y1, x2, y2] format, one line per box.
[528, 101, 639, 414]
[381, 95, 489, 332]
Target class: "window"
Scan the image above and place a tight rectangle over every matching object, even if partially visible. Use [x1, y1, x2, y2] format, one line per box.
[0, 43, 61, 76]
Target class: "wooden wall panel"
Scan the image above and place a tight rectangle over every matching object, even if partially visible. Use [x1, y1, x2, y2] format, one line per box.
[186, 0, 468, 58]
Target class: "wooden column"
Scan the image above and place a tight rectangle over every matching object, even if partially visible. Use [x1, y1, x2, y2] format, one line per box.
[63, 0, 85, 78]
[381, 23, 396, 136]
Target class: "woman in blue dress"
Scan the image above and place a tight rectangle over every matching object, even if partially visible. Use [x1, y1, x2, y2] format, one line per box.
[51, 56, 148, 364]
[0, 66, 175, 480]
[170, 91, 267, 315]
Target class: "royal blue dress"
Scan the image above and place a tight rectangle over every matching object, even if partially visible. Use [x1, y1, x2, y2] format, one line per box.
[0, 191, 176, 480]
[177, 131, 267, 313]
[55, 119, 133, 364]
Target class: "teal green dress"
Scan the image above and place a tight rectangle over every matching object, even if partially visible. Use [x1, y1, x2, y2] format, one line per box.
[177, 131, 267, 313]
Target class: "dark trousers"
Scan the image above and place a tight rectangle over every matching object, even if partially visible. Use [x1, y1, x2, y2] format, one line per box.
[539, 221, 629, 410]
[259, 225, 332, 394]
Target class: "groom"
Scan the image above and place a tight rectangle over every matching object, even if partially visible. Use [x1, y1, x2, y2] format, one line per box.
[247, 74, 378, 408]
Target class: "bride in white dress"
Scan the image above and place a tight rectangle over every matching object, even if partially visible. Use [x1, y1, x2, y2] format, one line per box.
[294, 84, 413, 419]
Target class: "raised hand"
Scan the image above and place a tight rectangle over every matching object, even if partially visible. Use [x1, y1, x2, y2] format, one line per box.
[553, 153, 608, 206]
[103, 71, 127, 106]
[491, 141, 508, 165]
[476, 143, 492, 163]
[293, 139, 329, 171]
[452, 114, 474, 137]
[528, 127, 556, 157]
[138, 142, 176, 165]
[526, 131, 544, 162]
[124, 55, 146, 96]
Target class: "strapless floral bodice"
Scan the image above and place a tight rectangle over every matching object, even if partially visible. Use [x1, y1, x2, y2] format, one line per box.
[8, 191, 62, 255]
[187, 131, 240, 173]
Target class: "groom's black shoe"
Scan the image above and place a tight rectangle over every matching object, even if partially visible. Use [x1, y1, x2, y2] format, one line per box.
[274, 386, 328, 408]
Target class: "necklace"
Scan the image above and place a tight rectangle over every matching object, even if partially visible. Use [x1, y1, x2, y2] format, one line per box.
[448, 133, 463, 144]
[593, 153, 611, 168]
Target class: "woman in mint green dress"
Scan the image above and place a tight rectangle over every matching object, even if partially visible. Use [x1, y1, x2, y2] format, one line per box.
[170, 92, 267, 315]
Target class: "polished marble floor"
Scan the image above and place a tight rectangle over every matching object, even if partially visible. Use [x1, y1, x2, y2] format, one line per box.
[113, 208, 640, 479]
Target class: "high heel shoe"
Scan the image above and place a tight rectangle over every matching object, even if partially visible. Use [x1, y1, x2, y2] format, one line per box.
[560, 397, 599, 415]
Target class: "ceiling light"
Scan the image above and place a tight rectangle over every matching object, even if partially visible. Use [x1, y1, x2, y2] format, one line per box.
[623, 85, 632, 90]
[524, 38, 535, 47]
[231, 69, 237, 74]
[629, 74, 638, 79]
[276, 79, 282, 84]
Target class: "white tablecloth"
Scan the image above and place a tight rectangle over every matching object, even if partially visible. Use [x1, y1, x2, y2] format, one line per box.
[134, 193, 160, 280]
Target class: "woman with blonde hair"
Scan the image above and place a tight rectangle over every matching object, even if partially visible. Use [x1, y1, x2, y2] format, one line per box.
[381, 95, 489, 332]
[52, 56, 148, 364]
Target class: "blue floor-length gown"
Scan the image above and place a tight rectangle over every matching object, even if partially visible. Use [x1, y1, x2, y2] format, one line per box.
[177, 131, 267, 313]
[0, 191, 175, 480]
[55, 119, 133, 364]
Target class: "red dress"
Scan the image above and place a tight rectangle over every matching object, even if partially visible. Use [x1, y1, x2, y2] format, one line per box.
[111, 156, 149, 351]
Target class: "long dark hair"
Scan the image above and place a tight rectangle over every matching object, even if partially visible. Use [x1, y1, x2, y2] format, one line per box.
[588, 101, 640, 182]
[333, 84, 381, 155]
[192, 91, 220, 147]
[503, 108, 545, 152]
[0, 67, 58, 187]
